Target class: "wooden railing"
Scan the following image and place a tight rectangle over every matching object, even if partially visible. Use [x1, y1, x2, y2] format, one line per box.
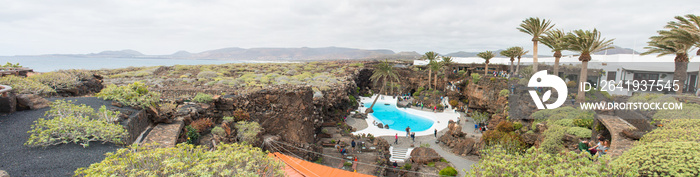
[0, 67, 34, 77]
[0, 84, 11, 97]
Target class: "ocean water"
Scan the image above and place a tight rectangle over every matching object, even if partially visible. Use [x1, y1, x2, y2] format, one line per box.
[363, 102, 434, 132]
[0, 56, 246, 72]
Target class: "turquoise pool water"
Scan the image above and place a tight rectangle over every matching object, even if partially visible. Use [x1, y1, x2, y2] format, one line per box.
[363, 102, 434, 132]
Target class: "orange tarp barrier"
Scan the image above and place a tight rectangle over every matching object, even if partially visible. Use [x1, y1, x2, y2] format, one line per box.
[269, 152, 375, 177]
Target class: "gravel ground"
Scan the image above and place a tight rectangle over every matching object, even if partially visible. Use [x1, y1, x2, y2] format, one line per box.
[0, 97, 121, 177]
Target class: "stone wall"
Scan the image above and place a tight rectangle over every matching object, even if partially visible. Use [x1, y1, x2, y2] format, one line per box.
[614, 110, 653, 132]
[0, 92, 16, 114]
[122, 110, 152, 144]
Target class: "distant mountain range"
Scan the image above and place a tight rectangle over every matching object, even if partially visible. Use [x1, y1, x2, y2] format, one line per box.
[20, 45, 639, 61]
[32, 47, 411, 61]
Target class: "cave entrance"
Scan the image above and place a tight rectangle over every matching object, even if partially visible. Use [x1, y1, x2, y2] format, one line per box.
[409, 89, 416, 96]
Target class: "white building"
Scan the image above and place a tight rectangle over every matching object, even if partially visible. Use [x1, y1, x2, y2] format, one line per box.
[414, 54, 700, 96]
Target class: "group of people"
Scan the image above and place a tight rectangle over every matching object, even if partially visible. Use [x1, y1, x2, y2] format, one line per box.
[578, 135, 610, 157]
[492, 70, 509, 78]
[473, 123, 488, 134]
[335, 140, 359, 155]
[393, 126, 440, 144]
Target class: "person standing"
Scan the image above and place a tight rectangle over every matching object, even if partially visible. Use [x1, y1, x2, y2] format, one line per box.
[351, 140, 356, 153]
[394, 133, 398, 144]
[405, 126, 411, 137]
[474, 124, 478, 133]
[411, 132, 415, 142]
[434, 129, 438, 138]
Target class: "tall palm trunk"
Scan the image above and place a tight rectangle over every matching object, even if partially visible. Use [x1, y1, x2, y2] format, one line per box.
[390, 80, 394, 95]
[434, 70, 438, 91]
[509, 57, 515, 74]
[516, 56, 522, 75]
[484, 63, 489, 75]
[366, 76, 386, 113]
[674, 53, 689, 94]
[533, 40, 539, 71]
[428, 68, 432, 90]
[444, 68, 449, 92]
[576, 55, 591, 102]
[553, 51, 562, 76]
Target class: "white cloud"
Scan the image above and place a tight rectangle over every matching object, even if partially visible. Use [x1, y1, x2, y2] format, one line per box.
[0, 0, 698, 55]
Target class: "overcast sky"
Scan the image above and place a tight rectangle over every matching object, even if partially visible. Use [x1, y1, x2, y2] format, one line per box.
[1, 0, 698, 56]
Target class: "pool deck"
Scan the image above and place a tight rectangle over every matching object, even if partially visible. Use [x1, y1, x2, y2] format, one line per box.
[353, 95, 460, 137]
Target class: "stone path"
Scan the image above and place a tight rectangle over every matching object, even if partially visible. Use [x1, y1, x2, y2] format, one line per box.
[597, 115, 636, 157]
[142, 117, 184, 148]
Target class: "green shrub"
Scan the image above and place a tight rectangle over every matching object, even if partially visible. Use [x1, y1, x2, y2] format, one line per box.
[25, 100, 126, 148]
[640, 119, 700, 143]
[212, 126, 225, 137]
[513, 122, 523, 131]
[348, 95, 357, 107]
[628, 93, 678, 103]
[236, 121, 261, 144]
[413, 87, 425, 96]
[496, 121, 514, 132]
[96, 82, 161, 108]
[566, 80, 577, 88]
[439, 166, 458, 176]
[29, 72, 78, 90]
[566, 127, 592, 138]
[0, 75, 55, 95]
[192, 92, 213, 103]
[471, 111, 490, 124]
[499, 89, 510, 97]
[2, 62, 22, 68]
[196, 70, 218, 79]
[74, 143, 284, 176]
[613, 142, 700, 176]
[652, 104, 700, 123]
[222, 116, 235, 123]
[541, 124, 566, 154]
[186, 125, 199, 144]
[427, 162, 435, 167]
[552, 119, 575, 127]
[519, 78, 528, 85]
[96, 105, 121, 123]
[469, 146, 638, 176]
[573, 118, 594, 129]
[531, 107, 594, 120]
[448, 99, 458, 108]
[490, 77, 496, 82]
[471, 73, 481, 83]
[402, 163, 412, 170]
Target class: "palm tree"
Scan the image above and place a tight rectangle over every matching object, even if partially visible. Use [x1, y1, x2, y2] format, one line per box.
[513, 47, 529, 75]
[500, 47, 518, 74]
[477, 51, 495, 75]
[441, 56, 454, 92]
[429, 60, 442, 91]
[518, 17, 554, 72]
[666, 14, 700, 55]
[666, 14, 700, 93]
[366, 60, 400, 113]
[641, 29, 695, 94]
[423, 51, 439, 90]
[563, 29, 614, 102]
[540, 29, 567, 76]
